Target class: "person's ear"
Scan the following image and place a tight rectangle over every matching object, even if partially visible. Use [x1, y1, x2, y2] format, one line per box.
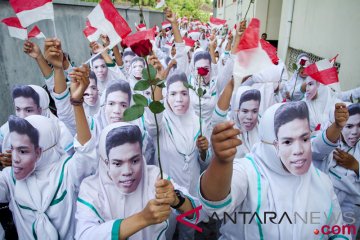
[273, 140, 279, 154]
[35, 147, 42, 160]
[104, 158, 109, 166]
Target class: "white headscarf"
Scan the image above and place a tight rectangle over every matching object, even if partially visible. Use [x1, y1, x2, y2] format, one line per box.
[250, 103, 335, 239]
[78, 122, 166, 239]
[304, 77, 340, 131]
[12, 115, 66, 239]
[164, 86, 200, 171]
[28, 85, 52, 118]
[230, 86, 260, 155]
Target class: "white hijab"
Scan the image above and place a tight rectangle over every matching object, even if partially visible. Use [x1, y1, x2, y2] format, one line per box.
[304, 78, 340, 132]
[163, 83, 201, 171]
[78, 122, 166, 239]
[12, 115, 66, 239]
[250, 103, 335, 239]
[28, 85, 53, 118]
[230, 86, 260, 156]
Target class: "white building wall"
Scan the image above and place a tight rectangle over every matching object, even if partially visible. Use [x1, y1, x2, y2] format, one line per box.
[278, 0, 360, 90]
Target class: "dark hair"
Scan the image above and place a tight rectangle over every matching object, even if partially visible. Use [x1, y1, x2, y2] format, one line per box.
[89, 71, 97, 85]
[8, 115, 39, 148]
[348, 103, 360, 116]
[166, 71, 188, 90]
[106, 125, 142, 158]
[123, 50, 136, 58]
[261, 33, 267, 37]
[12, 85, 40, 108]
[91, 54, 105, 65]
[194, 51, 211, 65]
[274, 102, 310, 138]
[130, 57, 145, 67]
[239, 89, 261, 109]
[105, 80, 132, 104]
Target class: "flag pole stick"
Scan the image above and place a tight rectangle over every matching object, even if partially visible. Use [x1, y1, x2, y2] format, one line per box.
[84, 47, 109, 65]
[52, 19, 57, 38]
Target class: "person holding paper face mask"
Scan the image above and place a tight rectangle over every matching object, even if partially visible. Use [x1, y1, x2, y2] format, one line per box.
[0, 65, 98, 239]
[199, 101, 350, 239]
[75, 123, 201, 240]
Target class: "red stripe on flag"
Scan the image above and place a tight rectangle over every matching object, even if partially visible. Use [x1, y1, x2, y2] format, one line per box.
[83, 20, 98, 36]
[309, 67, 339, 85]
[238, 18, 260, 51]
[9, 0, 52, 13]
[303, 63, 319, 76]
[99, 0, 131, 39]
[1, 17, 25, 28]
[28, 25, 41, 38]
[209, 17, 226, 25]
[122, 28, 155, 48]
[260, 39, 279, 64]
[183, 37, 195, 47]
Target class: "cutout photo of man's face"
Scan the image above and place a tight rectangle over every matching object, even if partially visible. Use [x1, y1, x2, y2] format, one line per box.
[342, 113, 360, 147]
[276, 118, 312, 176]
[107, 142, 143, 194]
[305, 78, 318, 101]
[238, 100, 260, 132]
[93, 59, 108, 81]
[131, 61, 145, 80]
[14, 97, 41, 118]
[10, 131, 41, 180]
[84, 78, 99, 107]
[167, 81, 190, 116]
[105, 91, 130, 124]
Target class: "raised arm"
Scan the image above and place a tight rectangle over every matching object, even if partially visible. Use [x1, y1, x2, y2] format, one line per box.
[44, 38, 67, 94]
[164, 8, 182, 43]
[69, 65, 91, 145]
[326, 103, 349, 143]
[231, 20, 246, 54]
[200, 121, 242, 201]
[23, 40, 52, 78]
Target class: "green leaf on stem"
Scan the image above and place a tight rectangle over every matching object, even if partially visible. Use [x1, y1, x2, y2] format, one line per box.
[149, 101, 165, 114]
[292, 63, 298, 71]
[134, 80, 150, 91]
[133, 94, 148, 106]
[197, 88, 204, 97]
[123, 104, 145, 121]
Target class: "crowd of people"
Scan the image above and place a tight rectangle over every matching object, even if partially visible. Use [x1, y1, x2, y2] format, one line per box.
[0, 7, 359, 240]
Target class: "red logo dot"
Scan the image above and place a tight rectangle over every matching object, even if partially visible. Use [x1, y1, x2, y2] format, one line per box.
[314, 229, 319, 235]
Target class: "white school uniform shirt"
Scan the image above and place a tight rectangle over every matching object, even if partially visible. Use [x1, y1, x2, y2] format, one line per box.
[188, 50, 234, 129]
[145, 100, 211, 196]
[75, 122, 202, 240]
[198, 103, 349, 240]
[0, 85, 74, 155]
[212, 86, 260, 158]
[304, 84, 341, 132]
[313, 138, 360, 235]
[0, 115, 98, 240]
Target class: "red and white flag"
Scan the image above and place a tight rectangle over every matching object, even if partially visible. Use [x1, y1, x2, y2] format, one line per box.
[28, 25, 46, 39]
[183, 37, 195, 52]
[304, 58, 339, 85]
[162, 21, 171, 30]
[83, 20, 102, 42]
[136, 23, 147, 31]
[87, 0, 131, 49]
[188, 29, 201, 41]
[155, 0, 165, 9]
[233, 18, 273, 87]
[1, 17, 27, 40]
[260, 39, 279, 64]
[209, 16, 226, 28]
[9, 0, 54, 27]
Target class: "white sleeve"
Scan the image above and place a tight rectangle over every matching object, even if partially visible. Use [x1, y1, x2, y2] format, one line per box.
[75, 199, 122, 240]
[197, 158, 248, 218]
[311, 130, 339, 162]
[216, 54, 234, 93]
[43, 70, 55, 94]
[0, 168, 11, 203]
[68, 135, 98, 189]
[174, 42, 189, 76]
[52, 89, 77, 136]
[108, 65, 127, 80]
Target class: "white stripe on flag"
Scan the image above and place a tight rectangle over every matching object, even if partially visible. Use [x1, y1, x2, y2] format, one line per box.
[87, 29, 102, 42]
[35, 32, 46, 39]
[8, 26, 28, 40]
[88, 5, 121, 49]
[315, 59, 332, 71]
[16, 2, 54, 27]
